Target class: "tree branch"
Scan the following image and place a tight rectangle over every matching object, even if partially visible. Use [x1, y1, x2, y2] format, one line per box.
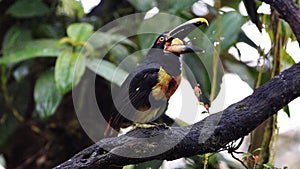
[54, 1, 300, 168]
[54, 62, 300, 169]
[262, 0, 300, 44]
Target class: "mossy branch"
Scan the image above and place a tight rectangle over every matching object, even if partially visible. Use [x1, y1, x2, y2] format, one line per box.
[54, 62, 300, 169]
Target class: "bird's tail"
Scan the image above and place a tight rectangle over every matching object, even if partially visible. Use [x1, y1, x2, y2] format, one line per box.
[103, 109, 132, 137]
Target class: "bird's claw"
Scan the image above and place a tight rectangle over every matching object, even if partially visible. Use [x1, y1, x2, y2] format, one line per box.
[133, 122, 169, 129]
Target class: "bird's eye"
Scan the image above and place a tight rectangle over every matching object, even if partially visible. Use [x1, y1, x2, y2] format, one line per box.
[159, 37, 164, 41]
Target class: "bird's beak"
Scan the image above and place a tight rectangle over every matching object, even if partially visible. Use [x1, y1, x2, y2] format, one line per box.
[168, 18, 209, 41]
[165, 18, 208, 54]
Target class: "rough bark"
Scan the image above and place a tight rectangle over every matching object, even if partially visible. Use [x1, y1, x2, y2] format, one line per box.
[54, 62, 300, 169]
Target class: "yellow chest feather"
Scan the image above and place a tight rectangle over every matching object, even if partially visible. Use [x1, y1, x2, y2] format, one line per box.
[152, 67, 181, 100]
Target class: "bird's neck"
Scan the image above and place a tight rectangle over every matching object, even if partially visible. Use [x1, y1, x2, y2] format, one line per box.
[145, 49, 182, 76]
[161, 53, 182, 77]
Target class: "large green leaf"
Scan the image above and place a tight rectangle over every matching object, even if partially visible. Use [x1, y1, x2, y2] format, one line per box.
[88, 32, 137, 49]
[110, 34, 137, 49]
[6, 0, 50, 18]
[88, 32, 137, 65]
[223, 59, 256, 88]
[183, 55, 213, 105]
[25, 39, 59, 49]
[35, 23, 65, 38]
[34, 70, 62, 121]
[86, 58, 128, 86]
[110, 44, 130, 63]
[182, 28, 223, 103]
[55, 51, 86, 95]
[0, 39, 60, 65]
[0, 48, 59, 65]
[67, 23, 94, 44]
[2, 25, 32, 55]
[206, 11, 246, 52]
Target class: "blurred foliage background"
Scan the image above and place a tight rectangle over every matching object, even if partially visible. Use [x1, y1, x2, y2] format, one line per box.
[0, 0, 298, 168]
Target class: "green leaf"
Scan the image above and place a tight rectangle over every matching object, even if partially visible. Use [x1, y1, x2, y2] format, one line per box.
[182, 28, 223, 103]
[6, 0, 50, 18]
[110, 44, 129, 63]
[25, 39, 59, 49]
[206, 11, 246, 51]
[263, 162, 274, 169]
[0, 48, 59, 65]
[137, 34, 157, 51]
[55, 51, 86, 95]
[110, 34, 137, 49]
[88, 32, 137, 49]
[127, 0, 157, 11]
[57, 0, 84, 17]
[88, 32, 112, 48]
[281, 48, 295, 70]
[283, 105, 290, 118]
[86, 58, 129, 86]
[35, 24, 64, 38]
[183, 55, 212, 105]
[0, 39, 60, 65]
[123, 165, 134, 169]
[223, 58, 256, 87]
[113, 50, 145, 73]
[242, 0, 262, 31]
[237, 31, 258, 49]
[67, 23, 94, 44]
[222, 53, 270, 88]
[34, 70, 62, 121]
[281, 21, 292, 46]
[221, 0, 241, 10]
[2, 25, 32, 55]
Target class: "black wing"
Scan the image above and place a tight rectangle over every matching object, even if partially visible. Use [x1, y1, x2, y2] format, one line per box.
[110, 66, 166, 129]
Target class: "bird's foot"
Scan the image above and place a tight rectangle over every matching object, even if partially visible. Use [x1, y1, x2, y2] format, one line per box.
[151, 122, 170, 129]
[133, 122, 169, 129]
